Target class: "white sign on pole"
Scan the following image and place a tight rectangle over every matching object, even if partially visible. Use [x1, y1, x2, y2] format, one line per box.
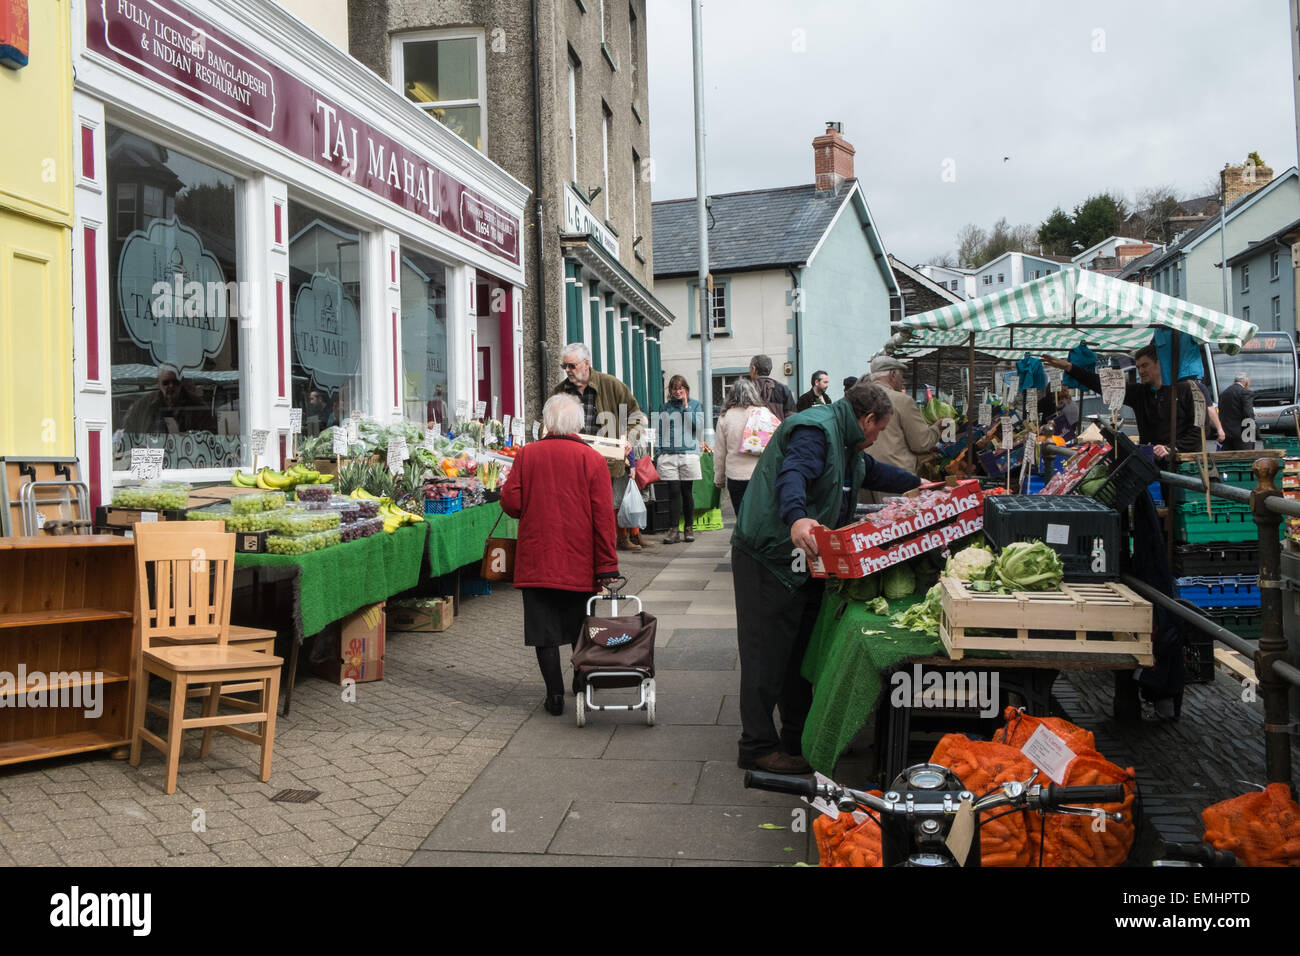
[289, 409, 303, 435]
[502, 414, 512, 439]
[332, 428, 350, 457]
[1098, 368, 1126, 410]
[474, 400, 487, 419]
[1001, 417, 1015, 450]
[455, 399, 470, 421]
[1047, 366, 1064, 389]
[250, 429, 270, 457]
[532, 421, 541, 442]
[387, 436, 409, 474]
[492, 396, 500, 422]
[129, 448, 165, 482]
[512, 419, 526, 444]
[1025, 388, 1039, 424]
[424, 425, 441, 451]
[1191, 386, 1206, 429]
[978, 402, 992, 428]
[346, 418, 360, 444]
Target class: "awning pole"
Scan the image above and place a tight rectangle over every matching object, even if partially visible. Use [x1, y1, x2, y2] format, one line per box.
[691, 0, 714, 443]
[967, 332, 975, 477]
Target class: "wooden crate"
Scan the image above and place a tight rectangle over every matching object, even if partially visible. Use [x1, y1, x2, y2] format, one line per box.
[938, 576, 1153, 664]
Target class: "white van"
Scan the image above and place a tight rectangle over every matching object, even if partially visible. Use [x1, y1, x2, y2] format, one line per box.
[1202, 331, 1299, 434]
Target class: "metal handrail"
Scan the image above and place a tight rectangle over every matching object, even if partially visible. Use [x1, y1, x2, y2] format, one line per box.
[1119, 573, 1260, 660]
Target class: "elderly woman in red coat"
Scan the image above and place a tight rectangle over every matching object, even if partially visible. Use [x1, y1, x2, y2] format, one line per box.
[500, 393, 621, 716]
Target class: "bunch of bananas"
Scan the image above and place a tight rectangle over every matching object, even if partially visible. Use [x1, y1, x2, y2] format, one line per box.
[232, 465, 334, 490]
[350, 486, 423, 533]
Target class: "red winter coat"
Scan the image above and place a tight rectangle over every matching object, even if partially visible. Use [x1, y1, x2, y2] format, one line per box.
[499, 435, 619, 591]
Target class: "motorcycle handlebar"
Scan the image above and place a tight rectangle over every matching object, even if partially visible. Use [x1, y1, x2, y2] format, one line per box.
[743, 771, 819, 798]
[1044, 784, 1126, 806]
[1158, 841, 1239, 867]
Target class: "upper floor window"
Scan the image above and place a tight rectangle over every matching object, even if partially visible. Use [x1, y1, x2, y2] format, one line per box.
[688, 279, 729, 337]
[1241, 263, 1250, 293]
[629, 4, 639, 90]
[393, 30, 487, 151]
[996, 273, 1005, 283]
[1270, 250, 1281, 281]
[982, 275, 992, 286]
[567, 52, 580, 184]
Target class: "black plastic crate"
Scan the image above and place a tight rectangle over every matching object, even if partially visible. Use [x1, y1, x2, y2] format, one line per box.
[643, 498, 673, 534]
[983, 495, 1121, 579]
[1172, 543, 1259, 577]
[1093, 452, 1160, 512]
[1184, 634, 1215, 683]
[1203, 605, 1262, 642]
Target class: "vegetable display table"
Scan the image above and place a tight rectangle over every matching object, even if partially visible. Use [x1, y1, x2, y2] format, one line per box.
[800, 589, 1146, 781]
[234, 522, 428, 713]
[425, 501, 518, 578]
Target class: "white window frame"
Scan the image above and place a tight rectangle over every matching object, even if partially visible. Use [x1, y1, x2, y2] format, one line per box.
[1272, 295, 1282, 327]
[1270, 249, 1281, 281]
[631, 150, 639, 239]
[601, 106, 611, 223]
[567, 60, 578, 184]
[391, 29, 489, 152]
[1242, 262, 1250, 293]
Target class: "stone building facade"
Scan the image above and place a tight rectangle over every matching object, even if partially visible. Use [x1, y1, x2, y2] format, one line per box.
[348, 0, 670, 419]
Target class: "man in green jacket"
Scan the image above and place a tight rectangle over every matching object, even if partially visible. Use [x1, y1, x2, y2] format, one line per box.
[552, 342, 653, 551]
[732, 379, 920, 774]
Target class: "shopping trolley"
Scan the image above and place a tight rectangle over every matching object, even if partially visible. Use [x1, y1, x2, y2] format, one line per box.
[572, 576, 657, 727]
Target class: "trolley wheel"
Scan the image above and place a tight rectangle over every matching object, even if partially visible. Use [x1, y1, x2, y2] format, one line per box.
[645, 682, 656, 727]
[575, 690, 586, 727]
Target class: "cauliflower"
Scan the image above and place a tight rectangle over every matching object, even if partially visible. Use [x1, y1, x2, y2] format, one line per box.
[945, 543, 995, 582]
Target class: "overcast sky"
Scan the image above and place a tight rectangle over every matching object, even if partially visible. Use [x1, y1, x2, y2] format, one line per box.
[646, 0, 1299, 266]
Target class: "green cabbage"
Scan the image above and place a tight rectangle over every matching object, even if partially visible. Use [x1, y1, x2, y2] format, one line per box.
[846, 577, 880, 602]
[922, 397, 957, 423]
[994, 541, 1065, 592]
[883, 564, 916, 600]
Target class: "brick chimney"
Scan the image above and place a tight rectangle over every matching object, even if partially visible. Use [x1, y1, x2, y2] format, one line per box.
[813, 122, 855, 192]
[1221, 161, 1274, 208]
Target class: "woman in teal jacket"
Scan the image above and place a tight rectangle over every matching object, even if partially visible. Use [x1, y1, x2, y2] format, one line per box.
[655, 375, 707, 543]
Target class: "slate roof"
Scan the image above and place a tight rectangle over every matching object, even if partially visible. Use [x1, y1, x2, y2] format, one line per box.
[650, 180, 858, 277]
[1224, 216, 1300, 267]
[1116, 247, 1164, 280]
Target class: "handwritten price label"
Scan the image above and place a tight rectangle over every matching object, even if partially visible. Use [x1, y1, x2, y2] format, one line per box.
[1025, 388, 1039, 424]
[1001, 417, 1015, 450]
[289, 408, 303, 435]
[1099, 368, 1126, 411]
[474, 400, 487, 419]
[455, 399, 470, 421]
[978, 402, 992, 428]
[129, 448, 165, 481]
[513, 419, 526, 444]
[250, 429, 269, 457]
[424, 425, 441, 451]
[1047, 366, 1064, 389]
[387, 436, 409, 474]
[332, 428, 349, 456]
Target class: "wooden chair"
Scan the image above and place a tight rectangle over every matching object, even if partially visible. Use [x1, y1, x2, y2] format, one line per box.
[135, 521, 277, 712]
[129, 524, 283, 794]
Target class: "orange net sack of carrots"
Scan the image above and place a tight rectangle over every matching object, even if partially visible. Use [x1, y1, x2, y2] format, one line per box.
[996, 706, 1096, 756]
[1034, 754, 1137, 867]
[1202, 783, 1300, 867]
[813, 797, 883, 867]
[929, 733, 1036, 866]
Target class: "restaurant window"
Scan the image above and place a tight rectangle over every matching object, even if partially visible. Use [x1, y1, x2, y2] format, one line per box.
[393, 30, 486, 151]
[399, 248, 450, 426]
[107, 126, 243, 471]
[288, 202, 366, 435]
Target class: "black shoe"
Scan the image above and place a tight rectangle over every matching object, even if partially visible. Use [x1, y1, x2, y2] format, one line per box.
[737, 751, 812, 774]
[543, 694, 564, 716]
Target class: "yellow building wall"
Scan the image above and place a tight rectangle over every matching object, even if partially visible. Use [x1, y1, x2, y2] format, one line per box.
[0, 0, 74, 457]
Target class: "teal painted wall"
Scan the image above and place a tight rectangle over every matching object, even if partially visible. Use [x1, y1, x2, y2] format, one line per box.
[800, 205, 893, 387]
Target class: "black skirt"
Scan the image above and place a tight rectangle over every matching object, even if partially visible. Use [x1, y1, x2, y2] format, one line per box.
[521, 587, 593, 648]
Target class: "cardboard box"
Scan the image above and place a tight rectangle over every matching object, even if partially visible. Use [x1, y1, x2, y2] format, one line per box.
[234, 530, 268, 554]
[576, 433, 627, 461]
[340, 602, 386, 661]
[387, 597, 454, 633]
[811, 478, 983, 558]
[312, 658, 384, 683]
[812, 510, 985, 579]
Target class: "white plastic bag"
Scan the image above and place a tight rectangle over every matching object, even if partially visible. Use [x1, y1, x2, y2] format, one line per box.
[618, 478, 647, 529]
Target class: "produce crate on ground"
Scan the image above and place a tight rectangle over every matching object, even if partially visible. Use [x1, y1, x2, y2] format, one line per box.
[982, 495, 1120, 580]
[1175, 575, 1260, 608]
[938, 577, 1153, 664]
[387, 596, 455, 633]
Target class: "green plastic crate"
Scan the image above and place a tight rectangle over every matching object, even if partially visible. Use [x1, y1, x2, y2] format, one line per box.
[1174, 509, 1264, 544]
[1265, 435, 1300, 455]
[1204, 606, 1262, 642]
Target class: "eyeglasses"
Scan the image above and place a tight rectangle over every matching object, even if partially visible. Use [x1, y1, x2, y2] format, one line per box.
[561, 362, 580, 371]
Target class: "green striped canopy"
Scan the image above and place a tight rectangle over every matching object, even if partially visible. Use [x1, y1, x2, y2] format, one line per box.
[895, 267, 1258, 358]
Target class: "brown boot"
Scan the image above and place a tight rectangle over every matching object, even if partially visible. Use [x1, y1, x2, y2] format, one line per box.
[632, 532, 655, 550]
[618, 536, 642, 552]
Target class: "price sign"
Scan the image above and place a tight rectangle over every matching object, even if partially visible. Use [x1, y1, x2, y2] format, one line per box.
[978, 402, 992, 428]
[387, 436, 409, 474]
[455, 399, 469, 421]
[250, 429, 270, 457]
[492, 397, 500, 422]
[289, 408, 303, 436]
[502, 414, 512, 439]
[1001, 417, 1015, 450]
[1191, 386, 1206, 429]
[532, 421, 540, 442]
[332, 428, 350, 456]
[474, 400, 487, 420]
[512, 419, 526, 444]
[346, 418, 360, 444]
[1098, 368, 1126, 411]
[1025, 388, 1039, 424]
[424, 425, 441, 451]
[1047, 366, 1064, 389]
[1019, 435, 1034, 487]
[129, 448, 165, 481]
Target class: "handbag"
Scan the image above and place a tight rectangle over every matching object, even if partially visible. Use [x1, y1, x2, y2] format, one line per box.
[633, 456, 660, 490]
[740, 406, 781, 455]
[480, 511, 516, 582]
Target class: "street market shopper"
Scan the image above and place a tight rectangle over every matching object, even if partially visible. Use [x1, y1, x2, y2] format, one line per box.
[1043, 346, 1201, 461]
[714, 379, 764, 516]
[731, 380, 921, 774]
[866, 353, 940, 500]
[500, 394, 621, 717]
[1218, 374, 1255, 451]
[796, 370, 832, 412]
[655, 375, 707, 543]
[552, 342, 654, 552]
[749, 353, 796, 422]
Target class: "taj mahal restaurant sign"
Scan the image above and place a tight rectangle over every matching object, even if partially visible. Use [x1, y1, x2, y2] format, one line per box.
[88, 0, 521, 266]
